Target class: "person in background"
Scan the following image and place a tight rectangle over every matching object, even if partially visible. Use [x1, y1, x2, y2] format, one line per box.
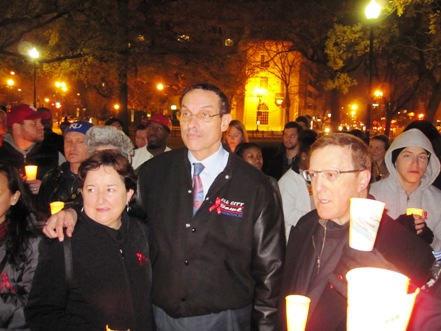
[0, 163, 41, 330]
[370, 128, 441, 250]
[295, 116, 310, 130]
[235, 142, 281, 198]
[43, 83, 285, 331]
[86, 126, 134, 163]
[134, 124, 148, 149]
[278, 133, 434, 331]
[265, 121, 303, 179]
[348, 129, 369, 145]
[26, 150, 153, 331]
[104, 117, 124, 131]
[404, 120, 441, 190]
[37, 107, 64, 156]
[369, 134, 390, 183]
[37, 121, 94, 216]
[59, 117, 70, 134]
[0, 104, 65, 197]
[131, 114, 172, 170]
[278, 129, 317, 240]
[0, 106, 7, 147]
[225, 119, 248, 152]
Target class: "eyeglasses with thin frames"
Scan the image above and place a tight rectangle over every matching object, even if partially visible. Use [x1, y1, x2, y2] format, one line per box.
[176, 110, 221, 123]
[303, 169, 365, 182]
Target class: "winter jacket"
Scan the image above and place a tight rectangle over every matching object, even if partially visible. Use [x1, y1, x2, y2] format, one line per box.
[370, 128, 441, 251]
[137, 148, 285, 331]
[278, 209, 434, 331]
[0, 135, 60, 180]
[25, 212, 153, 331]
[0, 234, 40, 331]
[37, 162, 82, 216]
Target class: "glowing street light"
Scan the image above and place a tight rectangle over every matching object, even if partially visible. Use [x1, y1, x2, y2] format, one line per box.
[28, 47, 40, 107]
[365, 0, 381, 138]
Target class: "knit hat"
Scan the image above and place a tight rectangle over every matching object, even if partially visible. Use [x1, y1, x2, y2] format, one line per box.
[64, 121, 94, 136]
[144, 114, 172, 132]
[7, 104, 41, 128]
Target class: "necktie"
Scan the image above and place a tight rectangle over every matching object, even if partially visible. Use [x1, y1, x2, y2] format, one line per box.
[192, 163, 205, 214]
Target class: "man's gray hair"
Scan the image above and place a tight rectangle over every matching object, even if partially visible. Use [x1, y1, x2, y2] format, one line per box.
[86, 126, 134, 162]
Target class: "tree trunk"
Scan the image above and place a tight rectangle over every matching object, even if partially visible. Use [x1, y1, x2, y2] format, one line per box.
[426, 81, 441, 123]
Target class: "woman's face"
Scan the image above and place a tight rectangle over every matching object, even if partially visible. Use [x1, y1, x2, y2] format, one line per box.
[0, 173, 19, 224]
[241, 146, 263, 171]
[226, 126, 243, 152]
[396, 147, 430, 186]
[82, 166, 134, 229]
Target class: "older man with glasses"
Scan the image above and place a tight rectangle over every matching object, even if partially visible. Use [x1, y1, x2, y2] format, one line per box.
[277, 133, 434, 331]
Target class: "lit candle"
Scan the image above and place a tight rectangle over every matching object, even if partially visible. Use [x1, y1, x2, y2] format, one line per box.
[50, 201, 65, 215]
[24, 165, 38, 180]
[286, 295, 311, 331]
[346, 267, 418, 331]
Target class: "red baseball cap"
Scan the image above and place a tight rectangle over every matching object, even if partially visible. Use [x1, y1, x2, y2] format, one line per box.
[144, 114, 172, 132]
[7, 104, 41, 128]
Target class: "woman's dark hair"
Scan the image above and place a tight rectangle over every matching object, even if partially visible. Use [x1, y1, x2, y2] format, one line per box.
[105, 117, 124, 127]
[78, 150, 137, 198]
[235, 142, 262, 158]
[0, 163, 38, 267]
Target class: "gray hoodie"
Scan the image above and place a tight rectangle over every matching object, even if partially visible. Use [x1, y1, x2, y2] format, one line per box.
[370, 128, 441, 251]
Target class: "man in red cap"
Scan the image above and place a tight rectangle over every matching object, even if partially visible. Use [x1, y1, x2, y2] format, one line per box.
[132, 113, 172, 170]
[0, 104, 64, 196]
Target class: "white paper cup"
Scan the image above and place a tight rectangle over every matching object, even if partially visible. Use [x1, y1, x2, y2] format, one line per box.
[24, 165, 38, 180]
[286, 295, 311, 331]
[50, 201, 65, 215]
[349, 198, 385, 251]
[346, 267, 416, 331]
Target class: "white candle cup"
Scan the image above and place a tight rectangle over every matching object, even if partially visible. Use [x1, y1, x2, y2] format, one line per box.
[286, 294, 311, 331]
[349, 198, 385, 251]
[50, 201, 65, 215]
[346, 267, 417, 331]
[24, 165, 38, 180]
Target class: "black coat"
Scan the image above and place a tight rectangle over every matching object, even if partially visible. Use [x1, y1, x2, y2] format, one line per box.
[137, 148, 285, 331]
[278, 209, 434, 331]
[25, 212, 153, 331]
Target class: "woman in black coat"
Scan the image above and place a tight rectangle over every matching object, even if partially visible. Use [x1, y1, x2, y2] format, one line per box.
[25, 150, 153, 331]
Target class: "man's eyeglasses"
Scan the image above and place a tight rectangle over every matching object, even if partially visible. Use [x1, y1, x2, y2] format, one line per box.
[303, 169, 365, 182]
[176, 111, 221, 123]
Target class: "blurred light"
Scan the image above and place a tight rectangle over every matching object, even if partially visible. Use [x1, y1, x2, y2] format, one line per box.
[157, 83, 164, 91]
[365, 0, 381, 20]
[6, 79, 14, 87]
[114, 104, 120, 110]
[418, 113, 425, 119]
[55, 102, 61, 109]
[170, 104, 177, 110]
[28, 47, 40, 60]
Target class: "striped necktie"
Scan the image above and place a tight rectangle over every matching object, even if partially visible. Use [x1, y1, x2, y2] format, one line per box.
[192, 163, 205, 214]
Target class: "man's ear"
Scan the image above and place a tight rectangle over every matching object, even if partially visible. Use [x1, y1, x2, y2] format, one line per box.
[221, 114, 232, 132]
[358, 169, 371, 192]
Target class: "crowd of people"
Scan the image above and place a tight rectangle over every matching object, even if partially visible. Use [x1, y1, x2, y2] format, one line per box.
[0, 84, 440, 330]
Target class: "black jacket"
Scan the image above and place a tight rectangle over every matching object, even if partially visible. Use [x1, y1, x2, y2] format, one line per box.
[138, 148, 285, 331]
[37, 162, 82, 216]
[0, 139, 59, 180]
[25, 212, 153, 331]
[278, 209, 434, 331]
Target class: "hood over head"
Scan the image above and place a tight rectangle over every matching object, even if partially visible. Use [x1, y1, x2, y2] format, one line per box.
[385, 128, 440, 189]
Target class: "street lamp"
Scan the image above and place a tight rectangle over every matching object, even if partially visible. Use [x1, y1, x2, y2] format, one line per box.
[365, 0, 381, 137]
[28, 47, 40, 107]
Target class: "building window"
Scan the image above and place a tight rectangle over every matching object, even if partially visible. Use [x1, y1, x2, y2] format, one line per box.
[259, 77, 268, 89]
[257, 111, 269, 125]
[260, 55, 269, 68]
